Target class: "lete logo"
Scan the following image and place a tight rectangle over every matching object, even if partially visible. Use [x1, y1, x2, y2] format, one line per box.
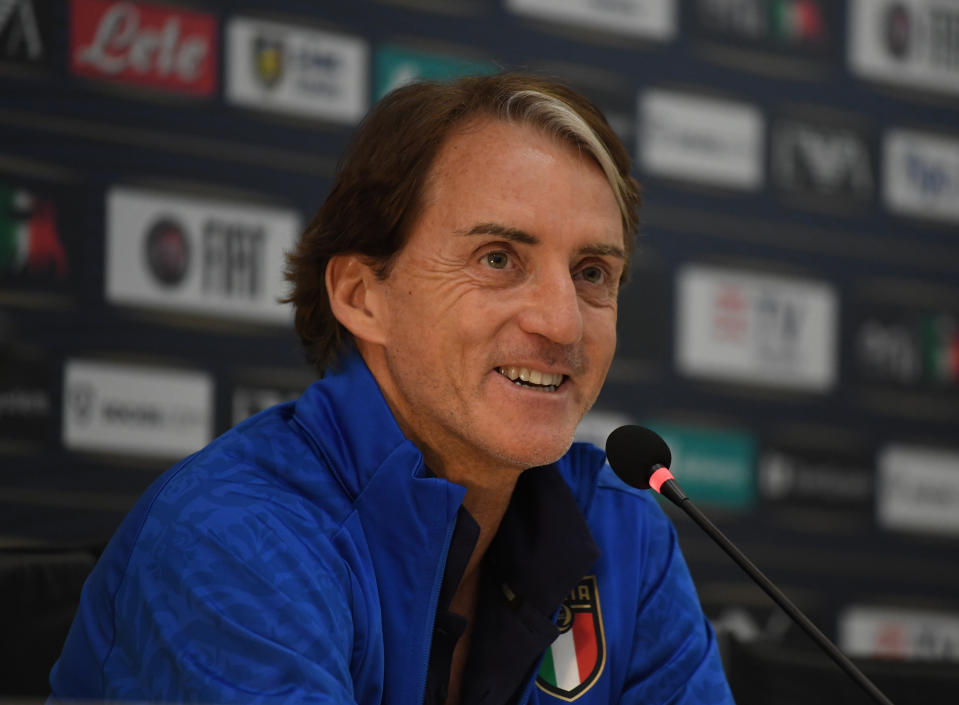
[70, 0, 217, 95]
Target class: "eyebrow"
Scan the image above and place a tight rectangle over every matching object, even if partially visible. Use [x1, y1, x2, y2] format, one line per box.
[460, 222, 626, 260]
[461, 222, 538, 245]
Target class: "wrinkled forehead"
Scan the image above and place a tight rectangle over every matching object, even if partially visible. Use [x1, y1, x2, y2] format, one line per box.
[419, 116, 626, 235]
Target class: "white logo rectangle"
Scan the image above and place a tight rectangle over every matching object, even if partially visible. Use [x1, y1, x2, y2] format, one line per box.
[638, 89, 764, 190]
[226, 16, 368, 123]
[506, 0, 677, 40]
[106, 187, 299, 323]
[675, 265, 838, 391]
[839, 605, 959, 661]
[878, 444, 959, 536]
[63, 359, 213, 458]
[848, 0, 959, 96]
[884, 128, 959, 225]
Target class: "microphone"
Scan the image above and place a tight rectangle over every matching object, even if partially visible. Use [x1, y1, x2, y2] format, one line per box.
[605, 424, 895, 705]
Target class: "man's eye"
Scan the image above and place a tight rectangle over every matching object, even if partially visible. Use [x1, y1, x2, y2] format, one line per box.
[485, 251, 509, 269]
[580, 266, 605, 284]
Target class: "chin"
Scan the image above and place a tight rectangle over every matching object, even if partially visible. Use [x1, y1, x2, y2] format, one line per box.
[494, 431, 576, 470]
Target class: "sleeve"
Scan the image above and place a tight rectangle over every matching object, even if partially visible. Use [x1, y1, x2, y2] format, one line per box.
[619, 496, 735, 705]
[102, 493, 363, 704]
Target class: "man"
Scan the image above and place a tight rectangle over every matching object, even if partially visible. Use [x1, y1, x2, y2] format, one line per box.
[50, 74, 734, 704]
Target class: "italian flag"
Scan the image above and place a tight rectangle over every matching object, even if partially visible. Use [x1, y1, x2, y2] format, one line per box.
[771, 0, 825, 41]
[538, 611, 599, 693]
[0, 186, 65, 277]
[923, 313, 959, 384]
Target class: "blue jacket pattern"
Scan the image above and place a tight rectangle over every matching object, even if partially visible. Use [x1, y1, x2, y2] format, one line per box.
[50, 351, 734, 704]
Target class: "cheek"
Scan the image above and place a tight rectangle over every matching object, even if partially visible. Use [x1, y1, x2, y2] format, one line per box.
[383, 290, 460, 360]
[381, 273, 436, 334]
[585, 306, 618, 354]
[380, 297, 433, 364]
[390, 269, 481, 325]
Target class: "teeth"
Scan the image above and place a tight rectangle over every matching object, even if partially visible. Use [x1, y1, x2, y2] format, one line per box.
[497, 366, 564, 388]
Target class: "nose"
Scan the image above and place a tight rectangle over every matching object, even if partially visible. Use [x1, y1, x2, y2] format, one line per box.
[516, 265, 583, 345]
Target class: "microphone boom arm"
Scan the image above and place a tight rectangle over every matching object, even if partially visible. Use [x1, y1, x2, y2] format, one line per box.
[658, 477, 895, 705]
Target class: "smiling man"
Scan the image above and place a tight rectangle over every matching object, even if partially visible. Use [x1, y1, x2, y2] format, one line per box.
[50, 74, 734, 704]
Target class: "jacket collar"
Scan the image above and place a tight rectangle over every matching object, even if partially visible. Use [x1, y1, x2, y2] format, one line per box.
[295, 350, 467, 705]
[293, 349, 417, 501]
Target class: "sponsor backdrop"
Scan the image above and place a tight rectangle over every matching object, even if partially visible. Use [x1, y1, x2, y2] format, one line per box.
[2, 0, 958, 679]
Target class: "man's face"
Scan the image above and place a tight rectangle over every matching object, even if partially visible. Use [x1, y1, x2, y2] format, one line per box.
[365, 118, 625, 476]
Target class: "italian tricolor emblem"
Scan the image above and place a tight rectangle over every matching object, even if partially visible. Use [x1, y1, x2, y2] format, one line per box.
[536, 575, 606, 701]
[0, 186, 66, 278]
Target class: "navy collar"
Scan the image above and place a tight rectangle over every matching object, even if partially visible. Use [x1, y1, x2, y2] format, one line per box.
[462, 465, 600, 705]
[427, 466, 601, 705]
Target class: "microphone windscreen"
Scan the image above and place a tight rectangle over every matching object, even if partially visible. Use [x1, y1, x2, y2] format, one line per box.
[605, 425, 672, 490]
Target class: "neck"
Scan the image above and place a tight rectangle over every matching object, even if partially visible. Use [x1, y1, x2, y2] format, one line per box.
[361, 341, 525, 553]
[423, 447, 522, 575]
[456, 466, 522, 579]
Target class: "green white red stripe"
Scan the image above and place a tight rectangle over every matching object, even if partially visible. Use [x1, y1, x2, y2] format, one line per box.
[0, 186, 66, 277]
[538, 612, 598, 692]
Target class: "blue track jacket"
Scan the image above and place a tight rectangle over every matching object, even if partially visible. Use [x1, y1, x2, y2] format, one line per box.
[50, 351, 734, 704]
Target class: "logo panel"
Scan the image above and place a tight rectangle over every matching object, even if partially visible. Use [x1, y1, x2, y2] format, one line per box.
[506, 0, 677, 40]
[848, 0, 959, 96]
[675, 264, 838, 391]
[855, 307, 959, 388]
[758, 447, 874, 529]
[0, 183, 70, 288]
[63, 358, 213, 458]
[70, 0, 217, 96]
[373, 45, 496, 101]
[0, 329, 52, 444]
[0, 0, 49, 66]
[638, 89, 764, 190]
[226, 16, 367, 123]
[877, 444, 959, 536]
[883, 128, 959, 225]
[574, 409, 635, 449]
[771, 115, 874, 207]
[839, 606, 959, 661]
[537, 575, 606, 700]
[692, 0, 833, 56]
[105, 187, 299, 323]
[644, 422, 756, 509]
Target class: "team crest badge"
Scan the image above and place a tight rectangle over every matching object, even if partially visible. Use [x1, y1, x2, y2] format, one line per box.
[536, 575, 606, 701]
[253, 35, 284, 89]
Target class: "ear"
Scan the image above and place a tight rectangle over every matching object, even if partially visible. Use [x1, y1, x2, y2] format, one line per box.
[326, 254, 388, 346]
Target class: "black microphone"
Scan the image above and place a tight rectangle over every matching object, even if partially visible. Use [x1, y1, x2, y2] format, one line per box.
[605, 424, 895, 705]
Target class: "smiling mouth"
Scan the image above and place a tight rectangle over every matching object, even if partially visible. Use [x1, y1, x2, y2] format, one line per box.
[496, 366, 566, 393]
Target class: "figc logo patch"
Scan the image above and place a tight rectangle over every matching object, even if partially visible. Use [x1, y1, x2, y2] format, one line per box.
[536, 575, 606, 701]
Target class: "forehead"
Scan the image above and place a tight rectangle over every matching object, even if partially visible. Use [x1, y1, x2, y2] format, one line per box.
[428, 117, 592, 182]
[416, 118, 622, 237]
